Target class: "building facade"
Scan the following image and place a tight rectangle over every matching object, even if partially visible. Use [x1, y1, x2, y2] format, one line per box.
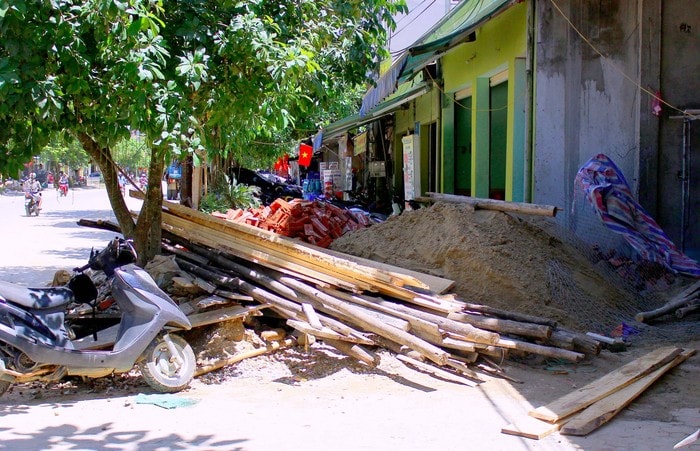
[322, 0, 700, 260]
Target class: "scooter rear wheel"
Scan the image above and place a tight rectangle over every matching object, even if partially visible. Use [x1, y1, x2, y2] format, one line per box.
[138, 334, 195, 393]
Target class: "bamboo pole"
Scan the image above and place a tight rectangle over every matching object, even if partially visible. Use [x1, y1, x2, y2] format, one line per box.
[396, 354, 478, 387]
[495, 337, 585, 362]
[425, 192, 559, 217]
[195, 338, 296, 376]
[343, 294, 501, 346]
[173, 256, 373, 344]
[447, 312, 552, 340]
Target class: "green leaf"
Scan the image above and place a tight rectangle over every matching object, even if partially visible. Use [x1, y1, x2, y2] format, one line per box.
[127, 18, 142, 37]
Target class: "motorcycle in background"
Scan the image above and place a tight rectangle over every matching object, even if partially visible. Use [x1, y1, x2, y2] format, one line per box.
[24, 192, 41, 217]
[0, 238, 196, 395]
[58, 180, 69, 197]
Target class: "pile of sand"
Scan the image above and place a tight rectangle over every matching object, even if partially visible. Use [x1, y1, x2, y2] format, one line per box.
[330, 202, 636, 331]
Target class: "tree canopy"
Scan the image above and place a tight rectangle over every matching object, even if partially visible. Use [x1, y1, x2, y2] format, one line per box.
[0, 0, 407, 261]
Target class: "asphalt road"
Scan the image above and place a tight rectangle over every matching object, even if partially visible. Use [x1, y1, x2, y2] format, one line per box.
[0, 186, 696, 451]
[0, 186, 140, 286]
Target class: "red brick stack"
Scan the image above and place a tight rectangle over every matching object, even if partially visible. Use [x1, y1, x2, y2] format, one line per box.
[212, 198, 372, 248]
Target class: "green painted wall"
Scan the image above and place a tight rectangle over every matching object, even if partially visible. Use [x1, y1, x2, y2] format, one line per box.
[443, 5, 527, 93]
[442, 3, 527, 201]
[393, 2, 528, 201]
[454, 96, 472, 195]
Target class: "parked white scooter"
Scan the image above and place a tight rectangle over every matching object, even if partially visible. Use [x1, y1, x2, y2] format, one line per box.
[0, 238, 196, 395]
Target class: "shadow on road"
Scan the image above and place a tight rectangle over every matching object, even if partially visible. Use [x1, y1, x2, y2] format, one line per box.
[0, 422, 247, 450]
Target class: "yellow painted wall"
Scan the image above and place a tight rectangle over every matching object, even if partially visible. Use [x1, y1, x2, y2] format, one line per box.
[442, 4, 527, 93]
[443, 3, 527, 201]
[392, 2, 528, 200]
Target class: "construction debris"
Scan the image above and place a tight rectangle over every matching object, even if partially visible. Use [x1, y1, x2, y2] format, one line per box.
[74, 195, 697, 440]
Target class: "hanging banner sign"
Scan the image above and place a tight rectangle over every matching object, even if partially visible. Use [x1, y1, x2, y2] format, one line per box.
[353, 131, 367, 156]
[401, 135, 416, 200]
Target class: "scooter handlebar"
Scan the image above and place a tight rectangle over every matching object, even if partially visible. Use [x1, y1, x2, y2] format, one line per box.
[74, 262, 92, 273]
[77, 237, 137, 276]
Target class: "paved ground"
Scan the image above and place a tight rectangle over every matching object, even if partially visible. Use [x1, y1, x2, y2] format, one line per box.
[0, 186, 697, 450]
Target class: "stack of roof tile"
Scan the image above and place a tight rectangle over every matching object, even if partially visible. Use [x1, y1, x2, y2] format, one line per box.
[212, 198, 372, 248]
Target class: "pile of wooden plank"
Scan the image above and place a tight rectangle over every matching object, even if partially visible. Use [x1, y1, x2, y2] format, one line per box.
[502, 346, 695, 438]
[129, 200, 614, 383]
[211, 198, 372, 248]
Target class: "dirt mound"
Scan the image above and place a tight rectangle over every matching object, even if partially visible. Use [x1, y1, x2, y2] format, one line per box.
[330, 202, 634, 331]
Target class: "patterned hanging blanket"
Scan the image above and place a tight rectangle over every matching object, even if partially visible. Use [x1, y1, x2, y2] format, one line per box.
[575, 153, 700, 277]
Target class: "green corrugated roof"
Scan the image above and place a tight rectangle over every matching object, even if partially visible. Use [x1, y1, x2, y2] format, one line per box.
[323, 0, 515, 143]
[324, 76, 431, 140]
[399, 0, 514, 82]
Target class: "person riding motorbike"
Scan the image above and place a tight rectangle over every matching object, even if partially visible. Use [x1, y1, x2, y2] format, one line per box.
[23, 173, 42, 210]
[58, 172, 69, 196]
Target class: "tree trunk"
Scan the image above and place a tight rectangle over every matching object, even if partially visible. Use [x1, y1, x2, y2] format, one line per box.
[133, 149, 165, 265]
[77, 132, 164, 265]
[180, 154, 193, 207]
[76, 132, 135, 238]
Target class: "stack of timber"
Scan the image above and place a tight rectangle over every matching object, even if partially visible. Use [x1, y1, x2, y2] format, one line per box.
[502, 346, 695, 439]
[115, 199, 609, 381]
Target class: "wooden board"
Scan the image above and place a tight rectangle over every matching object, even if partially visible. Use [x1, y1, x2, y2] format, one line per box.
[188, 303, 269, 328]
[501, 415, 563, 440]
[560, 349, 695, 436]
[529, 346, 682, 423]
[319, 245, 456, 294]
[160, 201, 430, 289]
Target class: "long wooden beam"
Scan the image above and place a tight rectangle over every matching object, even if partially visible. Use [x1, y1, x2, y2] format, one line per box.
[161, 200, 430, 289]
[161, 210, 463, 313]
[424, 192, 559, 217]
[529, 346, 682, 423]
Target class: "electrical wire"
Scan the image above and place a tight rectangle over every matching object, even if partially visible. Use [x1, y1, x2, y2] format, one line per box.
[391, 0, 485, 57]
[394, 0, 434, 26]
[548, 0, 698, 120]
[391, 0, 438, 43]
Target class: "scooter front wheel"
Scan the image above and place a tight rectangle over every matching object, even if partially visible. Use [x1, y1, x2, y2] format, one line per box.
[138, 333, 195, 393]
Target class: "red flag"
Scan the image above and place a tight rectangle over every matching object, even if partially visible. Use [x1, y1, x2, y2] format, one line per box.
[298, 143, 313, 167]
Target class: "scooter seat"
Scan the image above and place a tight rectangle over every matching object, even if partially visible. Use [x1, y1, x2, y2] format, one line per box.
[0, 280, 74, 310]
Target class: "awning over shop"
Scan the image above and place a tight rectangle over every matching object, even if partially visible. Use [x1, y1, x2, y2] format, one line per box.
[411, 0, 512, 56]
[360, 56, 408, 117]
[398, 0, 513, 82]
[361, 0, 514, 111]
[323, 80, 432, 141]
